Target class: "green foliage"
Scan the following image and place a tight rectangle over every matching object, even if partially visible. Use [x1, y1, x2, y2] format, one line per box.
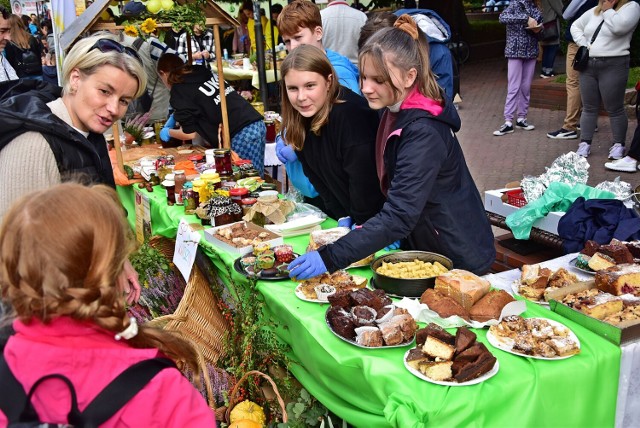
[0, 0, 9, 13]
[469, 19, 505, 43]
[116, 1, 207, 35]
[277, 389, 329, 428]
[129, 242, 172, 277]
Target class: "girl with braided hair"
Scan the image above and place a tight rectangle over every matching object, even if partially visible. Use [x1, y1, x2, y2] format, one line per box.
[288, 15, 494, 280]
[0, 183, 215, 426]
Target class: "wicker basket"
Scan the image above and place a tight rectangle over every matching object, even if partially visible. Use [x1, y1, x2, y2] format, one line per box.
[147, 236, 230, 409]
[219, 370, 288, 424]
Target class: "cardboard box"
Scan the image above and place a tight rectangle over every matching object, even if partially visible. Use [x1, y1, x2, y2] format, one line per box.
[203, 221, 283, 255]
[546, 281, 640, 345]
[484, 188, 564, 235]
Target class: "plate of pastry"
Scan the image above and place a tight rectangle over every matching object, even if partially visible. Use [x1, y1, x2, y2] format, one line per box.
[404, 324, 499, 386]
[294, 271, 367, 303]
[486, 316, 580, 360]
[512, 264, 579, 306]
[324, 288, 416, 348]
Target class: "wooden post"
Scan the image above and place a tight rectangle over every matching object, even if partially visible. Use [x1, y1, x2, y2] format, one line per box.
[113, 122, 124, 172]
[213, 24, 231, 149]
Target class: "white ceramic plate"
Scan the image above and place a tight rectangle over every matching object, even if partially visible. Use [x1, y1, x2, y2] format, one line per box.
[486, 317, 580, 360]
[404, 350, 499, 386]
[325, 310, 414, 349]
[511, 280, 550, 307]
[294, 275, 368, 303]
[568, 257, 596, 275]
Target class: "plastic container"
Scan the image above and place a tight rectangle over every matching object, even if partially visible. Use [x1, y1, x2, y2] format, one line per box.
[505, 189, 527, 208]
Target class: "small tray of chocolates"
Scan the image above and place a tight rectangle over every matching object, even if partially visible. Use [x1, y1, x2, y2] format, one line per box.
[233, 244, 298, 280]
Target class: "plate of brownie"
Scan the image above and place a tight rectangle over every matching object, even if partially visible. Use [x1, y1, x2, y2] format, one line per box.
[404, 324, 499, 386]
[325, 288, 416, 348]
[486, 316, 581, 360]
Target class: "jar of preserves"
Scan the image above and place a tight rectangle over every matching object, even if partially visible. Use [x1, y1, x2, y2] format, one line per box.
[229, 187, 249, 204]
[173, 170, 186, 205]
[182, 182, 199, 214]
[213, 149, 233, 175]
[241, 197, 257, 216]
[162, 173, 176, 204]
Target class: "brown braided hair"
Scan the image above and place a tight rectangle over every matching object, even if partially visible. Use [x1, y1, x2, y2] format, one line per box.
[0, 183, 200, 378]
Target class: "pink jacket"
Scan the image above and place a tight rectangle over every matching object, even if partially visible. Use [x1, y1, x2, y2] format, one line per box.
[1, 317, 216, 427]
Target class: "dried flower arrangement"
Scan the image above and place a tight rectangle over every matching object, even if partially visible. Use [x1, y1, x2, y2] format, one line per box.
[123, 112, 150, 143]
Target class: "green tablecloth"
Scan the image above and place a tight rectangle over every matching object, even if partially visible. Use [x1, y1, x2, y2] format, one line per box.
[118, 185, 621, 428]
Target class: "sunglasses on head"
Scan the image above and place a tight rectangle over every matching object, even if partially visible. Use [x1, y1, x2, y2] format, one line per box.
[89, 38, 142, 64]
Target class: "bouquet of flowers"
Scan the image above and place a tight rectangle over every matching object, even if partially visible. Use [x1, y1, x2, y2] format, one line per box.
[123, 112, 150, 142]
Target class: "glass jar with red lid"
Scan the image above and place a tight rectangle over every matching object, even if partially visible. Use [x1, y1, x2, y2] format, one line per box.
[229, 187, 250, 204]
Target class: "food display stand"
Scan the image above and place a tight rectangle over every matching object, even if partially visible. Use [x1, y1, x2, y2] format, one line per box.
[116, 184, 637, 427]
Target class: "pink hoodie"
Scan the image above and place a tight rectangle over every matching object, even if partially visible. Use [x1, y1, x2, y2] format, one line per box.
[1, 317, 216, 427]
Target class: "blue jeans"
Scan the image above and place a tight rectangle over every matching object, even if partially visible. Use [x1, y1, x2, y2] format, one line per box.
[541, 44, 559, 73]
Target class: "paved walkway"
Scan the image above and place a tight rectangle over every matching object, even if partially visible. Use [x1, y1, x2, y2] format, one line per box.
[456, 56, 638, 196]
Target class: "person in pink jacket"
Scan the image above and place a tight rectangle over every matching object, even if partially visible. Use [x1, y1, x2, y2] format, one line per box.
[0, 182, 216, 427]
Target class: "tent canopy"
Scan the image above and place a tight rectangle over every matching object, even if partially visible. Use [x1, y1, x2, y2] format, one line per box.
[60, 0, 239, 52]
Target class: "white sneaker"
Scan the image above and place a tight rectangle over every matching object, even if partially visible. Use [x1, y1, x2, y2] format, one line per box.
[608, 143, 625, 160]
[576, 142, 591, 158]
[605, 157, 637, 172]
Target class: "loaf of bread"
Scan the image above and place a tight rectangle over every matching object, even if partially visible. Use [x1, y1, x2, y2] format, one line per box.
[420, 288, 470, 320]
[595, 264, 640, 296]
[435, 269, 491, 311]
[469, 289, 515, 322]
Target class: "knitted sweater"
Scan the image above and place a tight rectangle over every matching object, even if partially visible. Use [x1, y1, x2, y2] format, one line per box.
[0, 98, 66, 221]
[570, 2, 640, 57]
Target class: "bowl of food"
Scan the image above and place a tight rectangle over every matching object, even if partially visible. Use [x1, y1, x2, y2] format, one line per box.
[370, 251, 452, 298]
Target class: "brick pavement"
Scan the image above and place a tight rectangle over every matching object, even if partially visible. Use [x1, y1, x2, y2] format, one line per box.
[456, 56, 639, 196]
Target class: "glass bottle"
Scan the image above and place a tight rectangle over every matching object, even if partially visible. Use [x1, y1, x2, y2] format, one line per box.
[162, 173, 176, 204]
[173, 170, 186, 205]
[182, 182, 198, 214]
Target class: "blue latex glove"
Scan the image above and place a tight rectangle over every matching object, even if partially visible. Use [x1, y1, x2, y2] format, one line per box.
[160, 114, 176, 142]
[337, 216, 353, 228]
[384, 240, 401, 251]
[288, 251, 327, 280]
[275, 133, 297, 164]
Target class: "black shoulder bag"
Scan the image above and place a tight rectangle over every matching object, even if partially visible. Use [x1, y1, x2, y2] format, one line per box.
[573, 21, 605, 72]
[0, 355, 176, 427]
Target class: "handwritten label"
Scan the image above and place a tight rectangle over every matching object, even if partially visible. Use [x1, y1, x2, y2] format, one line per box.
[174, 219, 201, 282]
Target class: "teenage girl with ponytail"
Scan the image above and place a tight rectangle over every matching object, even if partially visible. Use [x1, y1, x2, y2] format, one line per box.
[288, 15, 495, 280]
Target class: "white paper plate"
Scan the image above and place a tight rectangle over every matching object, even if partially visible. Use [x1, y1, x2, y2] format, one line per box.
[486, 317, 580, 360]
[404, 350, 499, 386]
[294, 275, 368, 303]
[511, 280, 550, 307]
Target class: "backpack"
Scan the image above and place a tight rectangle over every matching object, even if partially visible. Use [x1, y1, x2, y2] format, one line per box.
[16, 46, 41, 77]
[0, 355, 176, 427]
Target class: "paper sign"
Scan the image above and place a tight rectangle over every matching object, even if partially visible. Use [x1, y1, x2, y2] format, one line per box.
[174, 218, 201, 282]
[134, 189, 152, 244]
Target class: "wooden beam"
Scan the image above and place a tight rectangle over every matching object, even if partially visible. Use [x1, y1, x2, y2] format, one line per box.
[213, 24, 231, 149]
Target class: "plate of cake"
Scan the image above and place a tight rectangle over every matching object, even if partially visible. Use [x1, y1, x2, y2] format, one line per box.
[404, 324, 499, 386]
[325, 288, 416, 348]
[294, 271, 368, 303]
[486, 316, 580, 360]
[511, 265, 579, 306]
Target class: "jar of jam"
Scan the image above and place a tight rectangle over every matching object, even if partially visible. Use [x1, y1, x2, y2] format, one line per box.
[173, 170, 186, 205]
[213, 148, 233, 175]
[162, 173, 176, 204]
[229, 187, 249, 204]
[182, 182, 199, 214]
[241, 197, 257, 216]
[188, 154, 204, 167]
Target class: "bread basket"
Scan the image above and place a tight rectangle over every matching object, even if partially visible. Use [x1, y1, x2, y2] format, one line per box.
[370, 251, 453, 298]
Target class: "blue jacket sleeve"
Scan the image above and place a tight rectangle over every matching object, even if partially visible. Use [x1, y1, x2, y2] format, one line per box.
[428, 43, 454, 102]
[285, 159, 319, 198]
